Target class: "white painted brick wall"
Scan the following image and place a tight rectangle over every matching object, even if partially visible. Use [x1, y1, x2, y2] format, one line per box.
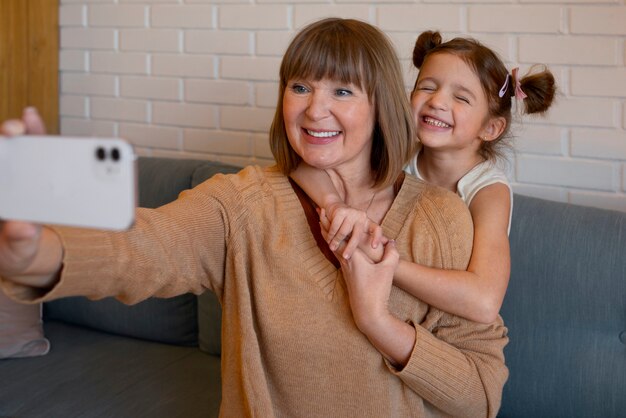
[120, 76, 181, 101]
[58, 0, 626, 212]
[88, 5, 146, 27]
[151, 5, 213, 28]
[91, 52, 148, 74]
[90, 97, 148, 122]
[119, 123, 180, 149]
[120, 29, 180, 52]
[185, 31, 251, 54]
[220, 6, 290, 30]
[152, 102, 217, 129]
[151, 54, 215, 77]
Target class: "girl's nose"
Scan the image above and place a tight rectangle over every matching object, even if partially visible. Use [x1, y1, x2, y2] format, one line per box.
[305, 91, 330, 120]
[427, 90, 448, 110]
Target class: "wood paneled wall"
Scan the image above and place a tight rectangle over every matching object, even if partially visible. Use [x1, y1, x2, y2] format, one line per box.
[0, 0, 59, 134]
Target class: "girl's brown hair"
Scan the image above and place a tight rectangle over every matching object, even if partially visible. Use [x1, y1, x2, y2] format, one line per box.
[412, 31, 556, 162]
[270, 18, 418, 188]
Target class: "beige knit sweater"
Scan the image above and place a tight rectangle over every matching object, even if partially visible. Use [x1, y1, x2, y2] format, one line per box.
[4, 165, 509, 417]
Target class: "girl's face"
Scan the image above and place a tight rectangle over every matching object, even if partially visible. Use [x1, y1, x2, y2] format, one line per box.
[411, 52, 498, 156]
[283, 77, 375, 174]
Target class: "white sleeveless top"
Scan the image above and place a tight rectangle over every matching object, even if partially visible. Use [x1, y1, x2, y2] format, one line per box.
[405, 153, 513, 234]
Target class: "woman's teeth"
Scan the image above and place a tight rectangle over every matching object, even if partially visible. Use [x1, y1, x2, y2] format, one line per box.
[306, 129, 340, 138]
[424, 117, 450, 128]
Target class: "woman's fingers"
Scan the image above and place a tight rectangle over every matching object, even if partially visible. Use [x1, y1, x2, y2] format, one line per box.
[1, 119, 26, 136]
[1, 108, 46, 137]
[22, 107, 47, 135]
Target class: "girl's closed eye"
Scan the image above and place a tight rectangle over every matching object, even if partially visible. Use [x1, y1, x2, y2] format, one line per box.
[416, 82, 436, 92]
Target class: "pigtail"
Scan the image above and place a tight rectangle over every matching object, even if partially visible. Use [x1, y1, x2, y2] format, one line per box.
[517, 65, 556, 115]
[412, 31, 442, 69]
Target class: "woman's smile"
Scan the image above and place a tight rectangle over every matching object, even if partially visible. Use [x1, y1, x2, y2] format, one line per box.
[303, 128, 342, 143]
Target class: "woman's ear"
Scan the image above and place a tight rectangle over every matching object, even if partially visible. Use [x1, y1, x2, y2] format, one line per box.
[480, 116, 506, 142]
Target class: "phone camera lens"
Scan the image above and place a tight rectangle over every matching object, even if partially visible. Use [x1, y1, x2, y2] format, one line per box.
[111, 147, 120, 161]
[96, 147, 106, 161]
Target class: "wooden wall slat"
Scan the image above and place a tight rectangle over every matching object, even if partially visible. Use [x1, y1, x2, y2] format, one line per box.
[28, 0, 59, 134]
[0, 0, 58, 133]
[0, 0, 29, 122]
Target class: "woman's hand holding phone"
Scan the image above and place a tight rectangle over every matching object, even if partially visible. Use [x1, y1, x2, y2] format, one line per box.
[0, 109, 64, 289]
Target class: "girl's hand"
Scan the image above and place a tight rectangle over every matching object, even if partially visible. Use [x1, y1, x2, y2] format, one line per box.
[323, 203, 384, 260]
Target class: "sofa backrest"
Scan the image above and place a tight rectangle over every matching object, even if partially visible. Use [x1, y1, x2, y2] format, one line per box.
[499, 194, 626, 417]
[44, 157, 239, 348]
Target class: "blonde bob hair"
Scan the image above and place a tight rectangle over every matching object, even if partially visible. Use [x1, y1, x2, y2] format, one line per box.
[270, 18, 417, 188]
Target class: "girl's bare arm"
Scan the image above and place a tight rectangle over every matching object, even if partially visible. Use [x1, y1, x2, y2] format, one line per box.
[394, 183, 511, 323]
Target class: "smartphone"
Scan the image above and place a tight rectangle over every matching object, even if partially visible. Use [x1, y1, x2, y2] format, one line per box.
[0, 135, 136, 230]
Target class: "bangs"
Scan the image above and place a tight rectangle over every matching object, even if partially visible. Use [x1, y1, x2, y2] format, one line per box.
[280, 24, 374, 96]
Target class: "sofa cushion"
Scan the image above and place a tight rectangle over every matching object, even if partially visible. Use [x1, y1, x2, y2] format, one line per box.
[0, 290, 49, 358]
[137, 156, 211, 208]
[499, 194, 626, 418]
[0, 321, 221, 418]
[44, 296, 198, 346]
[198, 291, 222, 355]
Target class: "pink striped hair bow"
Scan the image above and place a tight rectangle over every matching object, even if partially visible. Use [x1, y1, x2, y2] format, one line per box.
[498, 67, 527, 100]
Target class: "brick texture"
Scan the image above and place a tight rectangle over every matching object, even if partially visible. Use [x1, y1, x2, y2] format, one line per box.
[57, 1, 626, 212]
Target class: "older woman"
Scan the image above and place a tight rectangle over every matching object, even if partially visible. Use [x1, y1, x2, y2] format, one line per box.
[0, 18, 508, 417]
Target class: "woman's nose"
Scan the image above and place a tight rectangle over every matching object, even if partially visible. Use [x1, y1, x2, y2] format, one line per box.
[305, 92, 330, 120]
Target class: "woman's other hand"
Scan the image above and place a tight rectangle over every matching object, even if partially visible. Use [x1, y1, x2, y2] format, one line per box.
[337, 240, 415, 368]
[338, 241, 399, 331]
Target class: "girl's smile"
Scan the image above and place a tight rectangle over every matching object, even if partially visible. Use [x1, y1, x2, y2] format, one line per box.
[422, 115, 452, 129]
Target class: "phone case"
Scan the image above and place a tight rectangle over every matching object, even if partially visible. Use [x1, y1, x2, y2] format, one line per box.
[0, 136, 137, 230]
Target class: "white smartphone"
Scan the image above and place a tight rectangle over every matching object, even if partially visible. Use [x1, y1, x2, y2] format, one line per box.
[0, 135, 137, 230]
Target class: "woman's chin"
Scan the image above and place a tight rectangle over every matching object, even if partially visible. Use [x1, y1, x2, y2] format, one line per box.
[300, 154, 337, 170]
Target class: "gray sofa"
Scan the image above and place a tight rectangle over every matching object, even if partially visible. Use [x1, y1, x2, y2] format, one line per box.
[0, 156, 624, 418]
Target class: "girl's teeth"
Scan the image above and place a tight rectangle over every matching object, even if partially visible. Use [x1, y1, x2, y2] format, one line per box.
[306, 130, 340, 138]
[424, 117, 450, 128]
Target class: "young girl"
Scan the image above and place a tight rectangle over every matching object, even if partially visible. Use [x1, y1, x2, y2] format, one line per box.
[291, 30, 556, 324]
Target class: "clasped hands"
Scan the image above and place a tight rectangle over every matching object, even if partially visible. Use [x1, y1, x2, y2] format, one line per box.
[318, 203, 399, 334]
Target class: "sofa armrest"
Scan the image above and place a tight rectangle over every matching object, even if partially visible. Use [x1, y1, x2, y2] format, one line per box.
[499, 194, 626, 417]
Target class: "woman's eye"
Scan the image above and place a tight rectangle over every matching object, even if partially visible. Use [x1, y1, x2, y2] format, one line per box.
[291, 84, 308, 94]
[335, 88, 352, 97]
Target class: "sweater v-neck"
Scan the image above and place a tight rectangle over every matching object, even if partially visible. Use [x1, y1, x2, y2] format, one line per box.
[267, 168, 414, 301]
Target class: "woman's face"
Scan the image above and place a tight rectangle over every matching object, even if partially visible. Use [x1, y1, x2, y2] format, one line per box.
[283, 77, 375, 173]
